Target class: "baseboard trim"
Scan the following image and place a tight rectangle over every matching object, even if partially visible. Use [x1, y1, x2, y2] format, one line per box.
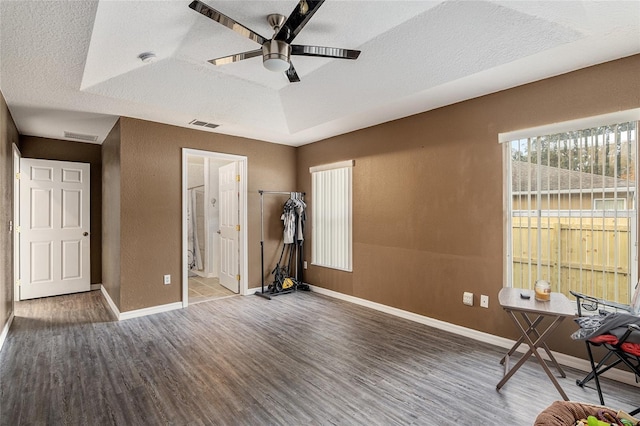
[247, 286, 265, 295]
[0, 312, 15, 352]
[100, 285, 182, 320]
[100, 285, 121, 319]
[90, 283, 101, 291]
[119, 302, 183, 320]
[309, 285, 639, 387]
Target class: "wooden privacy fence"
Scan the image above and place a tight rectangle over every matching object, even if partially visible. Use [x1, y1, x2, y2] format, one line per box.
[512, 217, 631, 303]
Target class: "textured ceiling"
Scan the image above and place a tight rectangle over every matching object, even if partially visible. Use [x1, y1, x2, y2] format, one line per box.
[1, 0, 639, 146]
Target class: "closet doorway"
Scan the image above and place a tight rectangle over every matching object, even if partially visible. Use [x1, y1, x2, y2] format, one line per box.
[181, 149, 248, 306]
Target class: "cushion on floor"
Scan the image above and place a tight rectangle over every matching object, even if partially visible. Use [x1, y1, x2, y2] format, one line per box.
[534, 401, 617, 426]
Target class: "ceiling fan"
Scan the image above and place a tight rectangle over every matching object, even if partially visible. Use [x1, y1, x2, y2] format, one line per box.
[188, 0, 361, 82]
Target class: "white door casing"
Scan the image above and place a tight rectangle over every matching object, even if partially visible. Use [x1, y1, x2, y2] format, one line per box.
[181, 149, 248, 306]
[13, 145, 20, 302]
[19, 158, 90, 300]
[218, 162, 239, 293]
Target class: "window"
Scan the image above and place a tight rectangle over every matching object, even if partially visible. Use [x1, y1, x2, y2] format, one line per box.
[505, 119, 637, 304]
[310, 160, 354, 271]
[593, 198, 626, 211]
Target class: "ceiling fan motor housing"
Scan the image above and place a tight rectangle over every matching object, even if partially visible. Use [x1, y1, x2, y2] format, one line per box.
[262, 39, 291, 72]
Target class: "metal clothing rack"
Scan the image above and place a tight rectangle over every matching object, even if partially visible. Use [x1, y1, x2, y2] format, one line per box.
[256, 190, 306, 300]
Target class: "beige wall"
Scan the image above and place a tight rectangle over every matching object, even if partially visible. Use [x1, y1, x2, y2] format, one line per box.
[115, 118, 296, 312]
[297, 54, 640, 357]
[3, 55, 639, 362]
[19, 136, 102, 284]
[0, 91, 18, 334]
[102, 120, 121, 309]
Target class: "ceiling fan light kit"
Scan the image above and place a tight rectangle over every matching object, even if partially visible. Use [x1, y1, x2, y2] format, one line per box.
[188, 0, 361, 82]
[262, 39, 291, 72]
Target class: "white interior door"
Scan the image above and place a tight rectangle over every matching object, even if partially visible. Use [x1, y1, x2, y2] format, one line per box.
[19, 158, 90, 300]
[218, 162, 239, 293]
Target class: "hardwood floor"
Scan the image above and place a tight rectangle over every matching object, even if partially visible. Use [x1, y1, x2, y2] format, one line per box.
[1, 290, 638, 425]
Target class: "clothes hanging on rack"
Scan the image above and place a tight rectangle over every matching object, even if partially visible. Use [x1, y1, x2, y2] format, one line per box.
[256, 190, 307, 299]
[281, 194, 306, 244]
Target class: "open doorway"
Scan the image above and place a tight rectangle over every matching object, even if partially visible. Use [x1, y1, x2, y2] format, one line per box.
[181, 149, 248, 306]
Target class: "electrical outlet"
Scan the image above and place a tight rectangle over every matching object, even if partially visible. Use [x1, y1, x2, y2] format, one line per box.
[303, 261, 308, 269]
[463, 292, 473, 306]
[480, 295, 489, 308]
[163, 274, 171, 285]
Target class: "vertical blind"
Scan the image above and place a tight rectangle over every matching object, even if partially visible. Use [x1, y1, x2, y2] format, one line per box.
[507, 121, 637, 303]
[310, 160, 354, 272]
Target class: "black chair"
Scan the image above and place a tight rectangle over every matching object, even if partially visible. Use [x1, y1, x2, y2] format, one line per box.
[570, 290, 640, 416]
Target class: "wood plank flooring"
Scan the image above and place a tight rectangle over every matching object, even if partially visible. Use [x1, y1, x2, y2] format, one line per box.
[1, 290, 638, 425]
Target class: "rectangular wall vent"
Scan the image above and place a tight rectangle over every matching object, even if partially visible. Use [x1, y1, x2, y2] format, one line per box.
[189, 119, 219, 129]
[63, 131, 99, 142]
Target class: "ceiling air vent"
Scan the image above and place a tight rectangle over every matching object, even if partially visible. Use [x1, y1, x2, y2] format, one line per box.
[189, 119, 219, 129]
[63, 131, 99, 142]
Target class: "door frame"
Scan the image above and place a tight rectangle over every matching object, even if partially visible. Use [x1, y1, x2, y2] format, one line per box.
[181, 148, 248, 307]
[12, 144, 20, 303]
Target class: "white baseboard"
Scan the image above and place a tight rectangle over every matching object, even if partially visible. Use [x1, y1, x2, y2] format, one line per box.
[247, 286, 266, 295]
[309, 285, 639, 388]
[119, 301, 183, 320]
[100, 285, 120, 319]
[0, 312, 15, 352]
[90, 283, 101, 291]
[100, 285, 182, 321]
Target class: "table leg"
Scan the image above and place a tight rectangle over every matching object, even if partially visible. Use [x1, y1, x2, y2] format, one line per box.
[497, 309, 569, 401]
[497, 338, 536, 390]
[518, 312, 567, 378]
[519, 314, 569, 400]
[500, 312, 566, 378]
[500, 315, 545, 365]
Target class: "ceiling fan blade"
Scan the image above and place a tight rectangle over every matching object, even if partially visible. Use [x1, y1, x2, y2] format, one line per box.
[274, 0, 325, 44]
[291, 45, 360, 60]
[285, 63, 301, 83]
[208, 49, 263, 66]
[189, 0, 267, 45]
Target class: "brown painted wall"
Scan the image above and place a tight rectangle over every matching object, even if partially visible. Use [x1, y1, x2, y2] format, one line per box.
[102, 120, 121, 308]
[0, 91, 18, 334]
[19, 136, 102, 285]
[297, 54, 640, 358]
[117, 118, 296, 312]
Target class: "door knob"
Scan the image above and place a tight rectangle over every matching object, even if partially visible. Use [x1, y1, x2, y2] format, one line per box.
[83, 232, 89, 236]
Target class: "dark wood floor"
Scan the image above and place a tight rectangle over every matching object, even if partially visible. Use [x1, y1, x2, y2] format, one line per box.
[1, 290, 638, 425]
